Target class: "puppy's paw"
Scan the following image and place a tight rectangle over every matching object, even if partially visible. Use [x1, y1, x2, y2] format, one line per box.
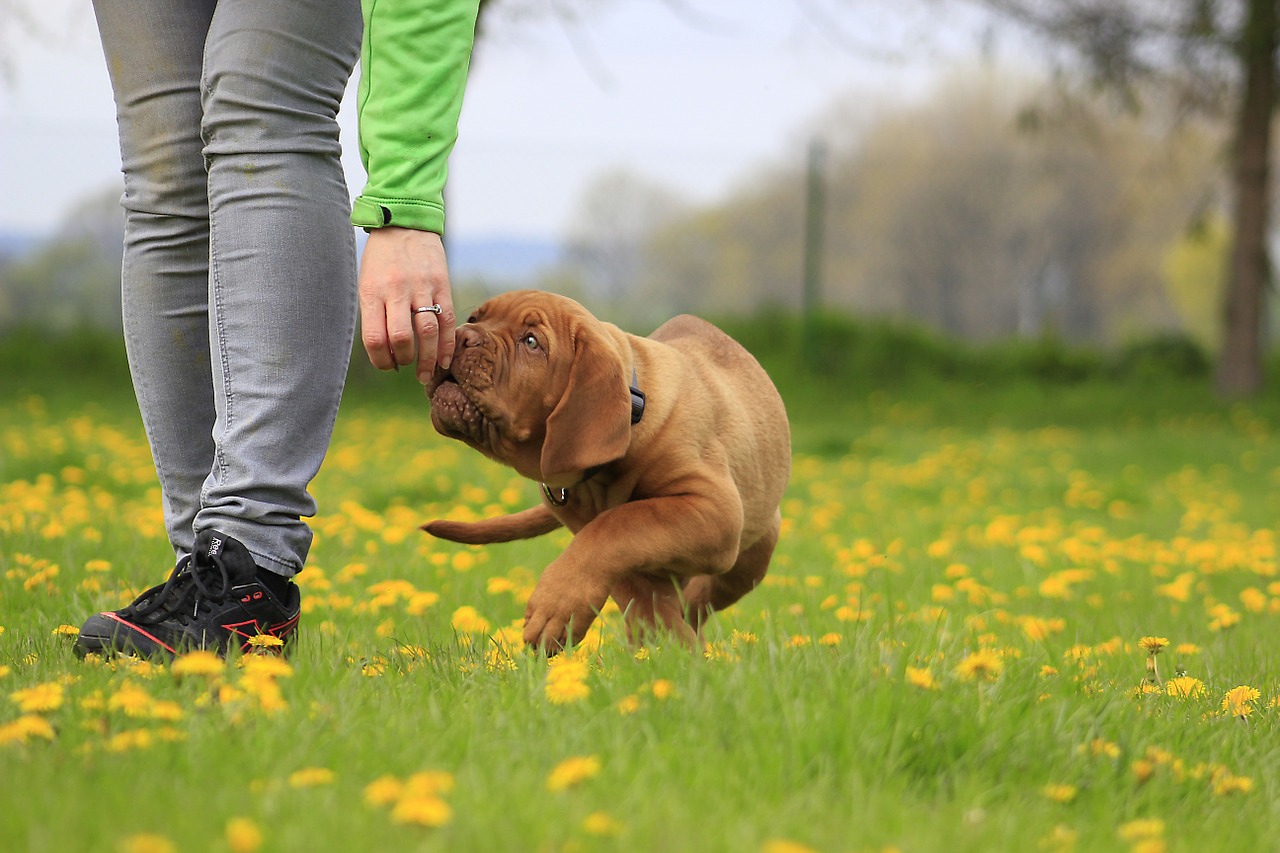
[522, 571, 608, 653]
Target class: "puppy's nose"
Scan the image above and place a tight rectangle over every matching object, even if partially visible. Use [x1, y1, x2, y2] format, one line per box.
[458, 325, 484, 349]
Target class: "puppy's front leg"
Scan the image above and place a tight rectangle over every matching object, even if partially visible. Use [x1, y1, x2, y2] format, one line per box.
[522, 488, 742, 652]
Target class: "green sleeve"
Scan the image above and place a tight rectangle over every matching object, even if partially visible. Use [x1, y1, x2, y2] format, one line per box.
[351, 0, 481, 234]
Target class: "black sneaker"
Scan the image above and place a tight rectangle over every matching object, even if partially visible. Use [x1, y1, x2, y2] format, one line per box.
[74, 530, 301, 659]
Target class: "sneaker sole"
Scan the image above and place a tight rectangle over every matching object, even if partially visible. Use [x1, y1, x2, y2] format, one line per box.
[74, 612, 179, 659]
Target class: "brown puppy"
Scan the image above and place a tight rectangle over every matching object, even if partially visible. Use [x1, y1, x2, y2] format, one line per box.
[423, 290, 790, 651]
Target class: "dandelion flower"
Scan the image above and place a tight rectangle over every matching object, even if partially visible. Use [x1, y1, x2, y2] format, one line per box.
[954, 649, 1003, 682]
[245, 634, 284, 652]
[288, 767, 335, 788]
[51, 624, 80, 637]
[363, 776, 404, 807]
[650, 679, 675, 700]
[225, 818, 263, 853]
[1212, 772, 1253, 796]
[240, 655, 293, 679]
[391, 795, 452, 827]
[118, 833, 176, 853]
[1042, 784, 1077, 803]
[545, 677, 590, 705]
[171, 651, 225, 678]
[108, 682, 153, 717]
[1221, 685, 1260, 718]
[0, 714, 55, 744]
[546, 755, 601, 792]
[582, 812, 624, 836]
[1138, 637, 1169, 655]
[10, 681, 64, 713]
[405, 771, 455, 797]
[761, 841, 820, 853]
[905, 666, 938, 690]
[450, 606, 490, 634]
[617, 694, 641, 715]
[1117, 818, 1164, 842]
[1165, 676, 1206, 698]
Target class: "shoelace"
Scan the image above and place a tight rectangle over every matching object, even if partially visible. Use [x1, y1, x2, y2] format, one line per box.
[131, 551, 234, 625]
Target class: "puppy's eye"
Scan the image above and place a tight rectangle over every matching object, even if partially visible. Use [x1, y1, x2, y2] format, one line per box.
[521, 332, 540, 351]
[467, 313, 479, 324]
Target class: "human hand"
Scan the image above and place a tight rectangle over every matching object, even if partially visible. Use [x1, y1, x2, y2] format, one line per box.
[358, 227, 457, 382]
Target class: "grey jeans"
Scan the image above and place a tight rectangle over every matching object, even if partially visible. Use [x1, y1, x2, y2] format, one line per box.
[92, 0, 363, 575]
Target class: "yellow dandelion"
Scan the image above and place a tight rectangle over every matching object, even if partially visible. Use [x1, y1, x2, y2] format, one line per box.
[0, 714, 56, 745]
[105, 729, 155, 752]
[904, 666, 938, 691]
[108, 682, 154, 717]
[0, 665, 10, 679]
[240, 655, 293, 679]
[582, 811, 624, 837]
[51, 624, 80, 637]
[171, 650, 225, 678]
[1117, 818, 1165, 842]
[10, 681, 64, 713]
[617, 694, 642, 715]
[1138, 637, 1169, 655]
[954, 649, 1003, 682]
[1042, 784, 1077, 803]
[651, 679, 675, 700]
[391, 795, 452, 827]
[225, 818, 263, 853]
[1131, 759, 1156, 784]
[545, 677, 590, 705]
[1221, 685, 1260, 718]
[405, 771, 455, 797]
[546, 755, 601, 792]
[118, 833, 176, 853]
[363, 775, 404, 807]
[1175, 643, 1200, 655]
[288, 767, 335, 788]
[761, 841, 820, 853]
[818, 633, 841, 646]
[1212, 772, 1254, 796]
[1165, 676, 1206, 698]
[245, 634, 284, 652]
[450, 606, 491, 634]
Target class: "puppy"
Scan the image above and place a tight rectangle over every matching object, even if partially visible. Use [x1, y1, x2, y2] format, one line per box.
[423, 290, 790, 651]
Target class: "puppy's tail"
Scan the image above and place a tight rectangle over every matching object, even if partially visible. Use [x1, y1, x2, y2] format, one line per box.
[422, 505, 562, 545]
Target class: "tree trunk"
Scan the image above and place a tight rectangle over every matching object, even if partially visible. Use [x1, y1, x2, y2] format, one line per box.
[1216, 0, 1277, 398]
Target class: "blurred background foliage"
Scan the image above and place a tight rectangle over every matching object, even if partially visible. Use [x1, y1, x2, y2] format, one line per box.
[3, 0, 1279, 397]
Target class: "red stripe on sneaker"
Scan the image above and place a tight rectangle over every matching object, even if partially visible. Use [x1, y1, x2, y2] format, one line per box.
[102, 612, 178, 655]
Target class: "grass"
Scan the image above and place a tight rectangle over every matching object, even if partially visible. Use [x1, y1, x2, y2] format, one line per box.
[2, 325, 1280, 852]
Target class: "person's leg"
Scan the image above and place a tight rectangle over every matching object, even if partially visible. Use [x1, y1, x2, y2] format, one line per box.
[198, 0, 362, 577]
[91, 0, 219, 562]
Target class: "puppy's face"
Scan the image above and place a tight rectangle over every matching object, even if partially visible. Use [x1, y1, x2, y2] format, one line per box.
[426, 290, 634, 485]
[426, 291, 564, 475]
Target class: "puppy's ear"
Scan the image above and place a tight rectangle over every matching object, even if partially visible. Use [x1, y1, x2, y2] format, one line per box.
[540, 330, 632, 484]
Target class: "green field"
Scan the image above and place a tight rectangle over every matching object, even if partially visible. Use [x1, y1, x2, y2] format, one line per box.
[1, 327, 1279, 852]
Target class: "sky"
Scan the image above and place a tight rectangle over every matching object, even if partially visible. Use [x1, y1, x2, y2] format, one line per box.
[0, 0, 998, 242]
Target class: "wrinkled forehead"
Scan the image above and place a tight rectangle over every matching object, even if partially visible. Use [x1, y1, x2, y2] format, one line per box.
[476, 291, 576, 330]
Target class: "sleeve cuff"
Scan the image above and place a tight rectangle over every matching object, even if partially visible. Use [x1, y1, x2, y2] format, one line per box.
[351, 196, 446, 234]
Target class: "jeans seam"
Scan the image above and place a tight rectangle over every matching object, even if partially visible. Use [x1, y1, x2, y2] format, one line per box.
[207, 223, 233, 497]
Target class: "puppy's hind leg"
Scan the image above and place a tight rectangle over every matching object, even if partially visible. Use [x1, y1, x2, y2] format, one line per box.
[683, 512, 780, 632]
[611, 574, 699, 650]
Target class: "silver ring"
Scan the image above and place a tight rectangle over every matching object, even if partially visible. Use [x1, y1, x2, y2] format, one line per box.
[412, 304, 443, 316]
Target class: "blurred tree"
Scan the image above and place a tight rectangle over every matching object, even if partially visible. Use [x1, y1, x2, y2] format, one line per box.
[634, 74, 1215, 344]
[971, 0, 1275, 395]
[562, 168, 688, 310]
[1164, 214, 1230, 352]
[0, 187, 124, 331]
